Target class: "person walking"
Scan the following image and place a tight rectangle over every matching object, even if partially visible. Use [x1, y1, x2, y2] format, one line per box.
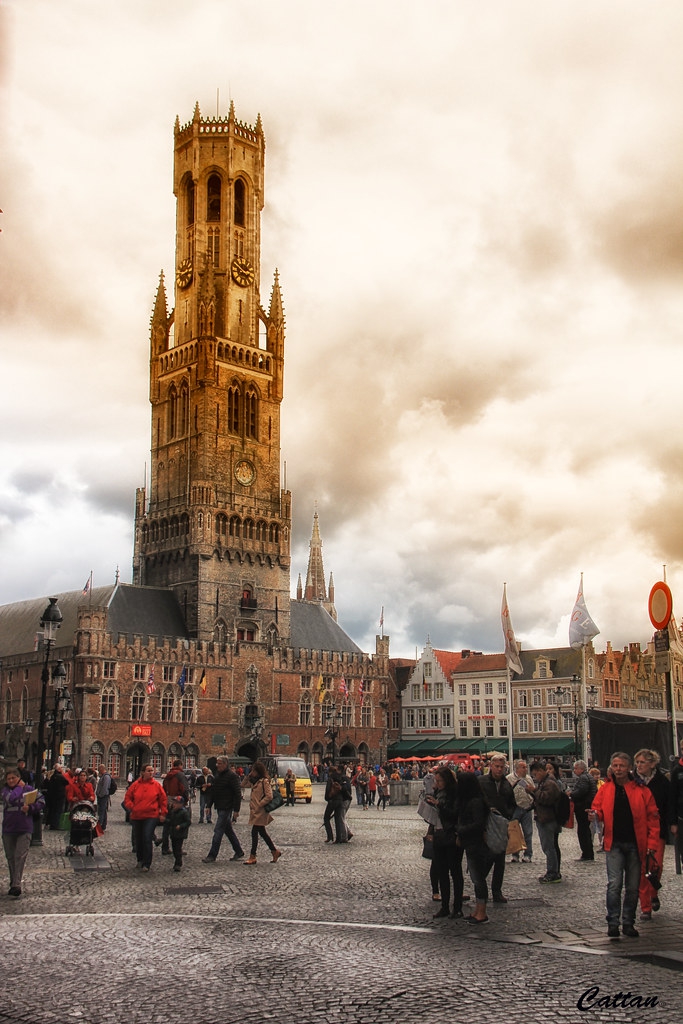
[589, 751, 660, 939]
[323, 766, 346, 843]
[202, 756, 244, 863]
[571, 760, 598, 861]
[507, 760, 535, 863]
[529, 761, 562, 883]
[158, 759, 189, 854]
[198, 766, 214, 824]
[243, 761, 282, 865]
[376, 769, 390, 811]
[633, 748, 670, 920]
[124, 764, 168, 872]
[2, 767, 45, 898]
[166, 795, 192, 872]
[478, 753, 515, 902]
[95, 764, 112, 831]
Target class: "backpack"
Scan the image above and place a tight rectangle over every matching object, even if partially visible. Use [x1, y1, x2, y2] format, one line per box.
[108, 776, 118, 795]
[557, 789, 571, 826]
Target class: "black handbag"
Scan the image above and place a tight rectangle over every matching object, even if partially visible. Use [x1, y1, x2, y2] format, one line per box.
[421, 833, 434, 860]
[264, 780, 284, 813]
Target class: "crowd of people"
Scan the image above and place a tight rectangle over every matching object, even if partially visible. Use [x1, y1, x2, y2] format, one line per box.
[3, 741, 683, 934]
[418, 745, 681, 938]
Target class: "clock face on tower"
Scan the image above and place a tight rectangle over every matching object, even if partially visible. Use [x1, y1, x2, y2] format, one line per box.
[176, 258, 193, 289]
[231, 255, 255, 288]
[234, 459, 255, 486]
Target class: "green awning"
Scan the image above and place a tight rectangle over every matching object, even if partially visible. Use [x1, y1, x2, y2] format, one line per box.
[386, 740, 428, 757]
[514, 737, 576, 755]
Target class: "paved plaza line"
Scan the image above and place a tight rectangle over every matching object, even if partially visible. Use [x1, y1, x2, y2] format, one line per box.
[0, 912, 431, 934]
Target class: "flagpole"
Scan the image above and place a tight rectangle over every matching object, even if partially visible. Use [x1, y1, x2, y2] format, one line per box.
[506, 663, 514, 766]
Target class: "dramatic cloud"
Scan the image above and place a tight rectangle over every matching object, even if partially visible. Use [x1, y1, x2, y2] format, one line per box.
[3, 0, 683, 658]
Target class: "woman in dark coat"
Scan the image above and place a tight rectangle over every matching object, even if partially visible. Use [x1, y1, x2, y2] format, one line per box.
[454, 771, 492, 924]
[425, 767, 464, 919]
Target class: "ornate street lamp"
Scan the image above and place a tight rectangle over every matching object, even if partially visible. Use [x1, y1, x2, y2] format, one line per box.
[34, 597, 63, 846]
[323, 703, 343, 765]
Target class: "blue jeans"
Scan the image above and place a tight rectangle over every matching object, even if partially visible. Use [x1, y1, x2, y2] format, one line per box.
[208, 809, 243, 859]
[199, 792, 211, 822]
[97, 796, 109, 830]
[535, 819, 559, 876]
[605, 842, 641, 926]
[131, 817, 157, 869]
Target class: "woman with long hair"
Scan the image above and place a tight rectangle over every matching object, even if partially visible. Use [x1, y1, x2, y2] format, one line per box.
[426, 766, 463, 919]
[243, 761, 282, 865]
[454, 771, 492, 924]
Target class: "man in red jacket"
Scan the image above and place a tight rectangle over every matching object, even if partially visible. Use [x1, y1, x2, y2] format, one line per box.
[590, 751, 660, 939]
[124, 764, 168, 872]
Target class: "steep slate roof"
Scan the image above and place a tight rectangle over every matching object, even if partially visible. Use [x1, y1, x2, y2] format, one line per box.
[451, 652, 507, 674]
[517, 646, 582, 680]
[290, 601, 363, 655]
[0, 583, 189, 658]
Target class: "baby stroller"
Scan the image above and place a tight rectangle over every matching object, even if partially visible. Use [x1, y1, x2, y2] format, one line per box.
[65, 800, 99, 857]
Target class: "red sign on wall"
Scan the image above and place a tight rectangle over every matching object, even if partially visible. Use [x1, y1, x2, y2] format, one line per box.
[131, 724, 152, 737]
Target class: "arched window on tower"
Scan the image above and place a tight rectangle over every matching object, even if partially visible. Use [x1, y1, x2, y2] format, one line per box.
[186, 178, 195, 226]
[234, 179, 245, 227]
[245, 387, 258, 440]
[299, 694, 311, 726]
[181, 687, 195, 723]
[168, 385, 178, 440]
[179, 382, 189, 436]
[160, 688, 175, 722]
[207, 175, 221, 222]
[228, 384, 240, 435]
[131, 687, 146, 722]
[100, 685, 116, 720]
[207, 227, 220, 268]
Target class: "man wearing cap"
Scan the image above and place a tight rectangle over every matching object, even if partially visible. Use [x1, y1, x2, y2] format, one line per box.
[478, 753, 516, 902]
[507, 760, 535, 863]
[202, 756, 244, 863]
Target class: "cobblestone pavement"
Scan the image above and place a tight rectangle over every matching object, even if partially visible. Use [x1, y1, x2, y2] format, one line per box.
[1, 789, 682, 1024]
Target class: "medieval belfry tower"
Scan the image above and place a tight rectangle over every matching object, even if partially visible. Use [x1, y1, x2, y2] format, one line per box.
[133, 102, 292, 645]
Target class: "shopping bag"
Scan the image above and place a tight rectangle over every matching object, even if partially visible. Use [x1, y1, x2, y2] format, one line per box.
[506, 818, 526, 855]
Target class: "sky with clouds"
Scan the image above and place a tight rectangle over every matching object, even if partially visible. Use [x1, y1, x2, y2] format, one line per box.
[2, 0, 683, 659]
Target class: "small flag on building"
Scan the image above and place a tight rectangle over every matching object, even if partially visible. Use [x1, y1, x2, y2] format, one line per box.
[317, 673, 326, 703]
[379, 606, 384, 633]
[146, 667, 156, 695]
[569, 574, 600, 649]
[82, 572, 92, 596]
[199, 669, 207, 694]
[359, 679, 365, 707]
[178, 665, 187, 695]
[339, 675, 348, 698]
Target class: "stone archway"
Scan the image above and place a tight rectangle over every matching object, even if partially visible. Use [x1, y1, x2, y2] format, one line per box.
[237, 739, 266, 762]
[125, 741, 151, 782]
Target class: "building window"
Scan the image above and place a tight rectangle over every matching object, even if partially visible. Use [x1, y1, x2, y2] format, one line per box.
[442, 708, 451, 728]
[412, 684, 421, 701]
[471, 700, 480, 715]
[134, 664, 147, 681]
[499, 720, 508, 736]
[547, 712, 558, 731]
[532, 689, 542, 707]
[472, 720, 481, 737]
[299, 696, 311, 726]
[405, 709, 415, 729]
[498, 698, 507, 714]
[459, 720, 468, 737]
[361, 704, 372, 727]
[429, 708, 439, 727]
[300, 674, 312, 689]
[424, 662, 432, 677]
[471, 683, 480, 695]
[245, 387, 258, 440]
[181, 688, 194, 723]
[131, 688, 146, 721]
[518, 690, 528, 708]
[207, 174, 221, 221]
[532, 713, 543, 732]
[498, 682, 507, 695]
[517, 713, 528, 733]
[459, 700, 467, 715]
[424, 684, 432, 701]
[562, 713, 573, 731]
[208, 226, 220, 267]
[228, 385, 240, 434]
[234, 179, 245, 227]
[484, 699, 493, 715]
[103, 661, 116, 679]
[458, 684, 467, 696]
[338, 701, 352, 727]
[161, 689, 175, 722]
[391, 711, 400, 730]
[100, 686, 115, 720]
[538, 661, 548, 678]
[485, 721, 495, 737]
[484, 682, 493, 695]
[415, 709, 425, 728]
[163, 666, 175, 683]
[434, 682, 444, 700]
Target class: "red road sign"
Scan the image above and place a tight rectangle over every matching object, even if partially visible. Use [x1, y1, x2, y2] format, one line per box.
[648, 581, 673, 631]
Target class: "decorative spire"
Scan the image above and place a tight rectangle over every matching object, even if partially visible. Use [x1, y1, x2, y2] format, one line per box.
[268, 268, 284, 324]
[193, 101, 201, 123]
[228, 99, 235, 122]
[303, 509, 337, 621]
[151, 271, 168, 326]
[296, 573, 303, 601]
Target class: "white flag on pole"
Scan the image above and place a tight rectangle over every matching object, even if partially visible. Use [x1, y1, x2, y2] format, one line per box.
[569, 574, 600, 649]
[501, 584, 524, 675]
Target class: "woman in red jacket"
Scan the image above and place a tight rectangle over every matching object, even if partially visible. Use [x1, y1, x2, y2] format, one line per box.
[66, 770, 96, 807]
[124, 765, 168, 871]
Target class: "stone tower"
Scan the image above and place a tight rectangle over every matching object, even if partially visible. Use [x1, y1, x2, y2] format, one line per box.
[296, 509, 337, 622]
[133, 102, 292, 645]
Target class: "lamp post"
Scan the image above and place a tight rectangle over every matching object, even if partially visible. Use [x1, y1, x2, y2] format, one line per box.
[553, 676, 599, 762]
[34, 597, 63, 846]
[323, 703, 343, 765]
[49, 660, 71, 768]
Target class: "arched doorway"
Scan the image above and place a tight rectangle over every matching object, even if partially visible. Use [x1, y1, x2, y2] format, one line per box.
[126, 742, 151, 782]
[311, 742, 324, 767]
[297, 742, 310, 765]
[339, 742, 357, 766]
[237, 739, 266, 762]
